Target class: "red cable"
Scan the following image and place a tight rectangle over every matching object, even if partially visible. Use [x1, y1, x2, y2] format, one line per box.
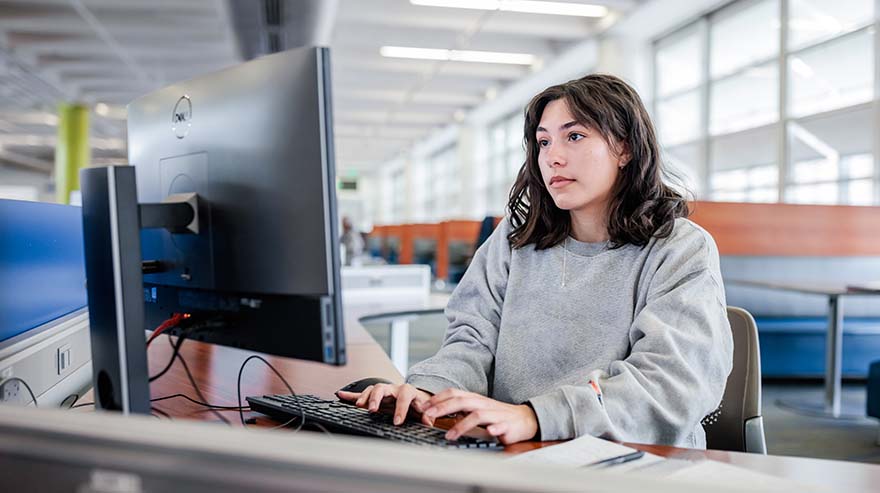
[146, 313, 188, 347]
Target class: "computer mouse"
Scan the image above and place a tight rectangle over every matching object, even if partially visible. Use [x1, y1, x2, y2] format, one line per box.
[336, 376, 394, 394]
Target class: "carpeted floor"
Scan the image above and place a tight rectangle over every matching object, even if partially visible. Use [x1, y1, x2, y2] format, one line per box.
[763, 381, 880, 463]
[362, 316, 880, 464]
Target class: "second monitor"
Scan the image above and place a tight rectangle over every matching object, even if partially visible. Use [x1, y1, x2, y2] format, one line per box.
[127, 46, 346, 365]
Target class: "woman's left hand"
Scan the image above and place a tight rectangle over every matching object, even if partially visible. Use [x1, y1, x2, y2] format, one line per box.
[420, 389, 539, 445]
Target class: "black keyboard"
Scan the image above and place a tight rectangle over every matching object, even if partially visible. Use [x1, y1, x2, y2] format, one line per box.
[246, 393, 501, 450]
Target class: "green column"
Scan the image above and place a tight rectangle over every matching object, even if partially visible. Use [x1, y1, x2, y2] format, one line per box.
[54, 103, 90, 204]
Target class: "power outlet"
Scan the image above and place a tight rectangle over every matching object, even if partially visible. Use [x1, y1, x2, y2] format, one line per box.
[57, 344, 72, 375]
[0, 377, 32, 406]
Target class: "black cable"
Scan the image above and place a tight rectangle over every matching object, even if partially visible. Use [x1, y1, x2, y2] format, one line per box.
[1, 377, 38, 407]
[167, 335, 231, 425]
[148, 316, 227, 384]
[150, 393, 250, 410]
[60, 393, 79, 409]
[310, 422, 333, 435]
[269, 414, 305, 430]
[151, 407, 171, 420]
[235, 357, 331, 435]
[236, 355, 302, 430]
[148, 330, 188, 382]
[66, 329, 324, 436]
[271, 416, 333, 435]
[69, 394, 250, 412]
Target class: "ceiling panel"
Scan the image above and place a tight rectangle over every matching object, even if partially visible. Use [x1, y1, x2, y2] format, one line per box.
[0, 0, 644, 175]
[0, 0, 240, 173]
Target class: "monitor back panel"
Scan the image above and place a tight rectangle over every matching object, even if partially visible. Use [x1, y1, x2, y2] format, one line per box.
[128, 47, 337, 298]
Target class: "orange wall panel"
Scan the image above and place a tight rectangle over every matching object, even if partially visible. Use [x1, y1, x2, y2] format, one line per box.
[689, 201, 880, 256]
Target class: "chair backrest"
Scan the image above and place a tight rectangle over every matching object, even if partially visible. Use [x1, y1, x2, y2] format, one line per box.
[703, 306, 767, 454]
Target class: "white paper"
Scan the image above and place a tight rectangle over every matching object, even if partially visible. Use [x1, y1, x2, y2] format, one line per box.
[507, 434, 649, 467]
[508, 435, 828, 492]
[660, 459, 829, 492]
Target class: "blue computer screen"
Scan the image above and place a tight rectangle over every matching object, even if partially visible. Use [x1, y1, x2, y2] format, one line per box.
[0, 200, 87, 343]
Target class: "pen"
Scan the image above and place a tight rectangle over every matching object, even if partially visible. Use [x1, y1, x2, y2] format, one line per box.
[584, 450, 645, 468]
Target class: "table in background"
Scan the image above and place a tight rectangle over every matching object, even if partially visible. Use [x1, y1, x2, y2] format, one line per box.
[346, 292, 449, 374]
[729, 279, 880, 418]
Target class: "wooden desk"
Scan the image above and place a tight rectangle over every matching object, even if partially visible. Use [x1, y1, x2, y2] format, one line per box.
[143, 323, 402, 424]
[79, 316, 880, 491]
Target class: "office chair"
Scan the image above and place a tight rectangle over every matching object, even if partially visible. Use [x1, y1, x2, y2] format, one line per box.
[702, 306, 767, 454]
[475, 216, 498, 250]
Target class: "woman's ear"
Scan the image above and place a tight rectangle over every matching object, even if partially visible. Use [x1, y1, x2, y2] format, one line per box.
[617, 146, 632, 169]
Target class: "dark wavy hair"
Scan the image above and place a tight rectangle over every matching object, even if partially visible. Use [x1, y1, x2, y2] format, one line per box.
[507, 73, 689, 250]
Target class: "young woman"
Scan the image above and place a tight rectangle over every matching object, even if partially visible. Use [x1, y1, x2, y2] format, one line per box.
[338, 74, 733, 448]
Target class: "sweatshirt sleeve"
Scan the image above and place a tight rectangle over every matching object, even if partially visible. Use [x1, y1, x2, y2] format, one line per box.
[527, 226, 734, 445]
[405, 219, 511, 396]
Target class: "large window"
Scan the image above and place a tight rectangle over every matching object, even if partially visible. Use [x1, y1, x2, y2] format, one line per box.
[410, 146, 460, 222]
[654, 0, 877, 206]
[710, 125, 780, 202]
[389, 167, 406, 223]
[484, 112, 525, 215]
[654, 25, 704, 195]
[429, 146, 460, 220]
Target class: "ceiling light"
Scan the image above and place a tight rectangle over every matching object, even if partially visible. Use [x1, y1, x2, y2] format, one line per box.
[380, 46, 535, 65]
[503, 0, 607, 17]
[451, 50, 535, 64]
[529, 58, 545, 72]
[410, 0, 608, 17]
[0, 112, 59, 126]
[93, 103, 127, 120]
[411, 0, 499, 9]
[91, 137, 126, 150]
[380, 46, 450, 61]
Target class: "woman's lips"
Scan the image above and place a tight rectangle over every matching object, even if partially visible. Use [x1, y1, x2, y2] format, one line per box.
[549, 177, 575, 188]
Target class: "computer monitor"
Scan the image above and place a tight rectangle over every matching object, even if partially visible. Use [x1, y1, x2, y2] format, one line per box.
[128, 46, 346, 366]
[0, 200, 92, 408]
[80, 46, 346, 414]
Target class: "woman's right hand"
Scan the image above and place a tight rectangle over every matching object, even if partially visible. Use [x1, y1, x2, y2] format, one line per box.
[337, 383, 434, 426]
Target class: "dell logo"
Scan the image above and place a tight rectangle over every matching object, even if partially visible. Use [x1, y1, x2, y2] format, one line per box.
[171, 95, 192, 139]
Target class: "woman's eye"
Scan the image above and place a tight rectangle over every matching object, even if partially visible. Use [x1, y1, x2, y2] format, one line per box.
[538, 139, 550, 147]
[569, 133, 584, 142]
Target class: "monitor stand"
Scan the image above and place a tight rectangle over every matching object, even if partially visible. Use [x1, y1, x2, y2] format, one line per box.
[80, 165, 197, 415]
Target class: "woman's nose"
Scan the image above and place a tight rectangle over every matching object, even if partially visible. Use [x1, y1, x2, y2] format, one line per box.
[547, 146, 566, 167]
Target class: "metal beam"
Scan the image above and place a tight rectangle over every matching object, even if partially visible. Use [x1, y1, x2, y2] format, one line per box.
[335, 110, 452, 125]
[14, 39, 233, 58]
[336, 89, 484, 106]
[332, 56, 528, 80]
[333, 24, 559, 55]
[39, 57, 234, 73]
[336, 4, 593, 39]
[0, 147, 53, 173]
[3, 0, 217, 10]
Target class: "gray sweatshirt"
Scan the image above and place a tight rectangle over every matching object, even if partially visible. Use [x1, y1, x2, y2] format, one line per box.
[406, 217, 733, 448]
